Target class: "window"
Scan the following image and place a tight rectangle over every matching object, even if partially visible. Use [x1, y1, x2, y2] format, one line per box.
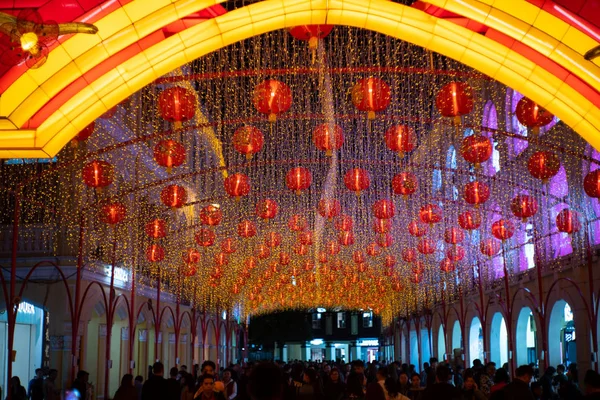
[312, 313, 322, 329]
[363, 311, 373, 328]
[337, 312, 346, 328]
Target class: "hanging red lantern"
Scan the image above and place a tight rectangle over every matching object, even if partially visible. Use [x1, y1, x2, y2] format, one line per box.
[528, 151, 560, 183]
[303, 260, 315, 272]
[440, 259, 456, 273]
[510, 195, 539, 222]
[183, 248, 201, 264]
[289, 214, 308, 232]
[245, 256, 258, 270]
[410, 273, 423, 284]
[373, 218, 392, 234]
[161, 185, 187, 209]
[195, 228, 216, 247]
[458, 210, 482, 231]
[463, 181, 490, 208]
[224, 173, 251, 200]
[71, 122, 95, 147]
[584, 170, 600, 201]
[145, 219, 166, 239]
[419, 204, 443, 225]
[412, 261, 426, 275]
[327, 240, 341, 255]
[146, 244, 165, 263]
[516, 97, 554, 136]
[265, 231, 282, 248]
[556, 209, 581, 235]
[298, 231, 313, 246]
[444, 227, 465, 245]
[313, 124, 344, 156]
[366, 243, 381, 257]
[491, 219, 515, 241]
[318, 199, 341, 219]
[214, 252, 229, 266]
[391, 172, 418, 198]
[446, 245, 466, 262]
[232, 125, 264, 160]
[221, 237, 237, 254]
[199, 204, 222, 226]
[385, 125, 416, 157]
[252, 80, 292, 123]
[289, 24, 333, 48]
[417, 238, 436, 255]
[256, 199, 278, 220]
[153, 139, 186, 172]
[391, 280, 403, 292]
[158, 86, 197, 129]
[480, 238, 501, 257]
[279, 251, 291, 266]
[294, 243, 309, 256]
[401, 247, 417, 263]
[318, 251, 328, 264]
[460, 134, 492, 168]
[286, 167, 312, 194]
[376, 233, 393, 248]
[238, 220, 257, 238]
[351, 77, 391, 120]
[256, 243, 271, 260]
[183, 265, 197, 277]
[353, 251, 366, 265]
[344, 168, 370, 195]
[435, 82, 474, 125]
[408, 220, 428, 237]
[384, 254, 396, 269]
[100, 202, 126, 225]
[339, 231, 355, 246]
[334, 215, 354, 232]
[82, 160, 114, 189]
[372, 199, 395, 219]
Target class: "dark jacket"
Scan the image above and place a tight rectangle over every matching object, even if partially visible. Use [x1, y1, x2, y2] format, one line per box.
[324, 381, 346, 400]
[114, 385, 138, 400]
[496, 379, 535, 400]
[165, 378, 181, 400]
[422, 383, 463, 400]
[142, 375, 168, 400]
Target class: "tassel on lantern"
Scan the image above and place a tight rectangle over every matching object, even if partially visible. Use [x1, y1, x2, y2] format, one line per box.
[309, 36, 318, 64]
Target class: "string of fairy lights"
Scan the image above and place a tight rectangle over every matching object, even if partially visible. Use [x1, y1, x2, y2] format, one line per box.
[2, 27, 599, 325]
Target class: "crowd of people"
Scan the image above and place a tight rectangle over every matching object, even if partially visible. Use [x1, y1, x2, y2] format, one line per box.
[5, 358, 600, 400]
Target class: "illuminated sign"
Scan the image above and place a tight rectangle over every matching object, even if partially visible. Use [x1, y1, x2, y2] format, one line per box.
[310, 339, 324, 346]
[358, 339, 379, 347]
[18, 302, 36, 314]
[104, 265, 129, 282]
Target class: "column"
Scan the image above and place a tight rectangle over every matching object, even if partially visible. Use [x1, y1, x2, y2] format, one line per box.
[326, 342, 335, 361]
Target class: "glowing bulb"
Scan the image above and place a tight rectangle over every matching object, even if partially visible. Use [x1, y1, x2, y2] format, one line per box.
[20, 32, 39, 52]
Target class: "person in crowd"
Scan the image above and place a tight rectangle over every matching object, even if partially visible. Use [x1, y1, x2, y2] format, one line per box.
[297, 368, 322, 400]
[222, 369, 237, 400]
[7, 376, 27, 400]
[531, 382, 543, 400]
[166, 367, 181, 400]
[72, 370, 89, 400]
[472, 360, 484, 389]
[248, 363, 283, 400]
[421, 365, 462, 400]
[179, 366, 188, 380]
[44, 369, 59, 400]
[385, 377, 409, 400]
[454, 366, 464, 390]
[425, 359, 438, 388]
[558, 363, 582, 400]
[134, 376, 144, 400]
[324, 367, 346, 400]
[491, 368, 510, 394]
[407, 374, 424, 400]
[181, 373, 196, 400]
[194, 374, 226, 400]
[202, 362, 217, 377]
[398, 372, 410, 396]
[28, 369, 45, 400]
[419, 364, 429, 388]
[500, 364, 535, 400]
[480, 362, 497, 398]
[539, 367, 556, 400]
[346, 372, 367, 400]
[462, 369, 486, 400]
[365, 379, 386, 400]
[583, 370, 600, 399]
[321, 364, 332, 384]
[375, 367, 389, 398]
[114, 374, 138, 400]
[142, 362, 167, 400]
[555, 365, 568, 391]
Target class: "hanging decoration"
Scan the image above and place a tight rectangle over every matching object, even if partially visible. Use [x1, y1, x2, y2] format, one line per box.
[158, 86, 197, 129]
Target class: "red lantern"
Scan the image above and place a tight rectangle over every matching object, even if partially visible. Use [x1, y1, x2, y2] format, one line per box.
[146, 244, 165, 263]
[279, 252, 291, 266]
[391, 172, 418, 198]
[376, 233, 393, 248]
[401, 247, 417, 263]
[294, 243, 308, 256]
[584, 170, 600, 201]
[344, 168, 370, 194]
[410, 273, 423, 284]
[480, 238, 501, 257]
[145, 219, 166, 239]
[408, 220, 428, 237]
[435, 82, 474, 124]
[195, 228, 216, 247]
[391, 280, 403, 292]
[510, 195, 539, 222]
[158, 86, 197, 129]
[232, 125, 264, 160]
[372, 199, 395, 219]
[161, 185, 187, 209]
[528, 151, 560, 183]
[199, 204, 222, 226]
[351, 77, 391, 120]
[366, 243, 381, 257]
[153, 140, 186, 172]
[463, 181, 490, 208]
[491, 219, 515, 241]
[265, 231, 282, 248]
[238, 220, 257, 238]
[412, 261, 426, 275]
[256, 199, 278, 220]
[516, 97, 554, 135]
[446, 245, 465, 262]
[417, 238, 436, 255]
[224, 173, 251, 200]
[339, 231, 355, 246]
[289, 25, 333, 48]
[327, 240, 341, 255]
[444, 227, 465, 245]
[419, 204, 443, 225]
[318, 199, 341, 219]
[286, 167, 312, 194]
[460, 134, 492, 168]
[298, 231, 313, 246]
[313, 124, 344, 156]
[252, 80, 292, 123]
[334, 215, 354, 232]
[556, 209, 581, 234]
[215, 252, 229, 266]
[256, 243, 271, 260]
[100, 202, 126, 225]
[71, 122, 95, 147]
[353, 251, 366, 265]
[82, 160, 114, 189]
[318, 251, 328, 264]
[221, 238, 237, 254]
[183, 248, 201, 264]
[373, 218, 392, 234]
[384, 255, 396, 269]
[289, 214, 308, 232]
[183, 265, 197, 277]
[245, 256, 258, 270]
[385, 125, 416, 157]
[458, 210, 482, 231]
[440, 259, 456, 273]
